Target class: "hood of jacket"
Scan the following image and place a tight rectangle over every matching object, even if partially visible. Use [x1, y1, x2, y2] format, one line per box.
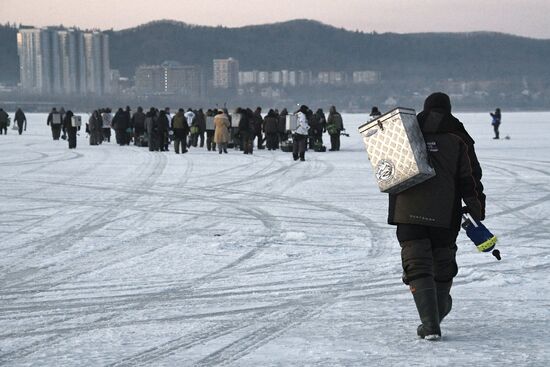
[417, 108, 475, 145]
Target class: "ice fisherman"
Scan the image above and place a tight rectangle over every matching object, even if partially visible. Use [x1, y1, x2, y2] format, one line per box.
[490, 108, 501, 139]
[387, 92, 486, 340]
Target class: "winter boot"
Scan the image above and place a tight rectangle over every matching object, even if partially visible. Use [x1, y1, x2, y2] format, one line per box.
[410, 277, 441, 340]
[436, 281, 452, 323]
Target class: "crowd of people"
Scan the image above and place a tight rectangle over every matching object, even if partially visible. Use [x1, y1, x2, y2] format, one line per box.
[36, 104, 348, 159]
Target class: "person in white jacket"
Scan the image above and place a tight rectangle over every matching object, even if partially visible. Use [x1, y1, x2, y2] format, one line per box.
[293, 105, 310, 161]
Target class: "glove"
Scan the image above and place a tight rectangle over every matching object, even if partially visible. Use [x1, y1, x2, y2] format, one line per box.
[461, 214, 498, 254]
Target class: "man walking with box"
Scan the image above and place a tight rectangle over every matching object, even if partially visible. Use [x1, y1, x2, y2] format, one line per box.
[388, 92, 486, 340]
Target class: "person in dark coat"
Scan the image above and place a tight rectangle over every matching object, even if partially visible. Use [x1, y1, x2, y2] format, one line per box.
[62, 110, 79, 149]
[388, 92, 486, 340]
[195, 109, 206, 148]
[132, 106, 146, 145]
[263, 109, 279, 150]
[490, 108, 501, 139]
[112, 108, 129, 145]
[0, 108, 9, 135]
[145, 108, 160, 151]
[157, 110, 170, 151]
[316, 108, 326, 141]
[88, 110, 103, 145]
[46, 107, 63, 140]
[124, 106, 133, 144]
[326, 106, 344, 151]
[370, 106, 382, 120]
[14, 108, 27, 135]
[205, 109, 217, 151]
[253, 107, 264, 149]
[238, 108, 254, 154]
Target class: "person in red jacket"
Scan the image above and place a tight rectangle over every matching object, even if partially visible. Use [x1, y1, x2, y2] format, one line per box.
[388, 92, 486, 340]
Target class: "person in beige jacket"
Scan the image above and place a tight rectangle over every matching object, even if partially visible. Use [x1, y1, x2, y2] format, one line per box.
[213, 109, 230, 154]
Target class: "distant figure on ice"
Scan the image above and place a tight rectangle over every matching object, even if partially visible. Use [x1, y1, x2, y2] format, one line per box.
[369, 106, 382, 120]
[0, 108, 9, 135]
[47, 107, 63, 140]
[101, 108, 113, 142]
[62, 110, 79, 149]
[88, 110, 103, 145]
[326, 106, 344, 151]
[14, 108, 27, 135]
[293, 105, 310, 161]
[214, 109, 230, 154]
[490, 108, 501, 139]
[171, 108, 189, 154]
[388, 92, 486, 340]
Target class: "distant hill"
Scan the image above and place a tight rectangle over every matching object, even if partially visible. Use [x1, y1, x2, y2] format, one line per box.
[2, 19, 550, 84]
[108, 19, 550, 81]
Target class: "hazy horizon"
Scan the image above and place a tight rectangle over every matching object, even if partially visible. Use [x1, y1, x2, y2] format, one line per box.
[2, 0, 550, 39]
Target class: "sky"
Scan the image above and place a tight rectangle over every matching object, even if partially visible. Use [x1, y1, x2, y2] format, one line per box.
[1, 0, 550, 39]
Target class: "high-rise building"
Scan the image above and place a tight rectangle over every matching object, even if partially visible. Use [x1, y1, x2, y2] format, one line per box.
[135, 61, 204, 97]
[17, 26, 111, 95]
[213, 58, 239, 89]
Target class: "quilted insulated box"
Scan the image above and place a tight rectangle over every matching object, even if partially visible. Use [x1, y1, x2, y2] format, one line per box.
[206, 116, 215, 130]
[358, 107, 435, 194]
[285, 114, 298, 131]
[71, 116, 82, 127]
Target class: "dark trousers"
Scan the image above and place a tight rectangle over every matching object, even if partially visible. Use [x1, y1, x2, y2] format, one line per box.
[148, 132, 160, 151]
[265, 133, 278, 150]
[292, 134, 307, 160]
[197, 131, 205, 147]
[240, 131, 253, 154]
[17, 122, 24, 135]
[67, 129, 77, 149]
[396, 224, 459, 284]
[102, 128, 111, 142]
[330, 134, 340, 151]
[255, 132, 264, 149]
[206, 131, 216, 151]
[51, 125, 62, 140]
[493, 123, 500, 139]
[173, 136, 187, 154]
[115, 129, 126, 145]
[0, 127, 6, 134]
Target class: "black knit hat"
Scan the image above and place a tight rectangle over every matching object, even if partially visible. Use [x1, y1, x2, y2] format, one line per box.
[298, 105, 309, 114]
[423, 92, 451, 114]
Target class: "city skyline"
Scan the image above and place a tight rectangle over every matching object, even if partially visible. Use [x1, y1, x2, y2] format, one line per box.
[1, 0, 550, 39]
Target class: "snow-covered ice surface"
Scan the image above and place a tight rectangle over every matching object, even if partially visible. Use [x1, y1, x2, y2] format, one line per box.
[1, 111, 549, 366]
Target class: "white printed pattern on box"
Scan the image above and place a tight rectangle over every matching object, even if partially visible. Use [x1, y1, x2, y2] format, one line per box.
[358, 108, 435, 194]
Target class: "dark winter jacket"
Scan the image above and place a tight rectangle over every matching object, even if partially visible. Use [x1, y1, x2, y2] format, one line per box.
[171, 111, 189, 138]
[263, 113, 278, 134]
[253, 110, 263, 134]
[15, 109, 26, 124]
[62, 111, 78, 132]
[132, 110, 146, 132]
[0, 109, 9, 127]
[326, 110, 343, 135]
[112, 109, 129, 131]
[388, 109, 486, 231]
[195, 110, 206, 132]
[238, 111, 253, 134]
